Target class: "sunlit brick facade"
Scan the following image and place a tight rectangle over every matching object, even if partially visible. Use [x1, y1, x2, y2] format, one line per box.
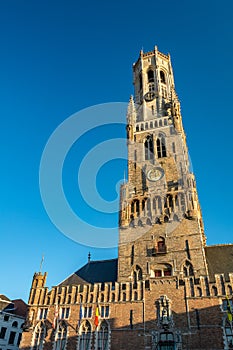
[19, 47, 233, 350]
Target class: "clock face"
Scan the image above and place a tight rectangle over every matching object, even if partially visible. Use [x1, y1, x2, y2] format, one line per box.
[147, 167, 164, 182]
[144, 91, 156, 102]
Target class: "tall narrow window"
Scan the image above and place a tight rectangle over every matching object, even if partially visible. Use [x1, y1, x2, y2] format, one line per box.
[160, 70, 166, 84]
[54, 322, 67, 350]
[145, 135, 154, 160]
[78, 321, 92, 350]
[147, 70, 154, 83]
[183, 260, 194, 277]
[156, 136, 166, 158]
[157, 237, 166, 253]
[131, 245, 134, 266]
[96, 321, 110, 350]
[212, 286, 218, 296]
[32, 323, 45, 350]
[0, 327, 7, 339]
[190, 278, 195, 297]
[8, 331, 16, 345]
[132, 265, 143, 288]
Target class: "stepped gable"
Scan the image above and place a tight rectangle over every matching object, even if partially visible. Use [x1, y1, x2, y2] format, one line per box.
[58, 258, 118, 286]
[205, 244, 233, 281]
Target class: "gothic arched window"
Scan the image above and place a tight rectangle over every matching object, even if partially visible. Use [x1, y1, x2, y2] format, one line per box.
[145, 135, 154, 160]
[132, 265, 143, 288]
[96, 321, 110, 350]
[160, 70, 166, 84]
[147, 70, 154, 83]
[32, 322, 46, 350]
[156, 136, 166, 158]
[183, 260, 194, 277]
[54, 322, 67, 350]
[78, 320, 92, 350]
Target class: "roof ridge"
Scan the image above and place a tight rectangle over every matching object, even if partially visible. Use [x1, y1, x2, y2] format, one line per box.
[206, 244, 233, 248]
[87, 258, 118, 264]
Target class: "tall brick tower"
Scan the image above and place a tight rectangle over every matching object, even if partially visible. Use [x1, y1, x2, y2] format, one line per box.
[19, 46, 233, 350]
[118, 46, 207, 283]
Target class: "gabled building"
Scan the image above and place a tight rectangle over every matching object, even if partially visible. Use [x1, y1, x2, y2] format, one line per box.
[20, 46, 233, 350]
[0, 294, 27, 350]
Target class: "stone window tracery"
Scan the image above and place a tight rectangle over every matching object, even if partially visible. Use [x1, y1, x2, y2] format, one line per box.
[145, 135, 154, 160]
[160, 70, 166, 84]
[156, 136, 166, 158]
[54, 321, 67, 350]
[132, 265, 143, 288]
[183, 260, 194, 277]
[147, 70, 154, 83]
[78, 320, 92, 350]
[32, 322, 46, 350]
[95, 321, 110, 350]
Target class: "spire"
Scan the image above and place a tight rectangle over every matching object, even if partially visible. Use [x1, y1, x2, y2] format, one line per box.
[39, 254, 44, 273]
[88, 252, 91, 263]
[127, 95, 136, 125]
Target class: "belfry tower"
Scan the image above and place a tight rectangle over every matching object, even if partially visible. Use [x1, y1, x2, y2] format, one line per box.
[118, 46, 207, 283]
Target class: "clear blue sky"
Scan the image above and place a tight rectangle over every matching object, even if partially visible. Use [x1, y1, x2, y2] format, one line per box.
[0, 0, 232, 301]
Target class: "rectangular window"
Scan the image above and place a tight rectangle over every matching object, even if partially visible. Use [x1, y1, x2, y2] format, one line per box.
[8, 331, 16, 345]
[155, 270, 162, 277]
[60, 307, 70, 319]
[0, 327, 7, 339]
[100, 306, 110, 318]
[84, 307, 87, 318]
[100, 306, 104, 318]
[83, 306, 92, 318]
[88, 307, 92, 318]
[38, 308, 48, 320]
[105, 306, 109, 317]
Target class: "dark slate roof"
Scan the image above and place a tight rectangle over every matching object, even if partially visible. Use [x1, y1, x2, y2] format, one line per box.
[0, 296, 27, 318]
[205, 244, 233, 281]
[59, 258, 118, 286]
